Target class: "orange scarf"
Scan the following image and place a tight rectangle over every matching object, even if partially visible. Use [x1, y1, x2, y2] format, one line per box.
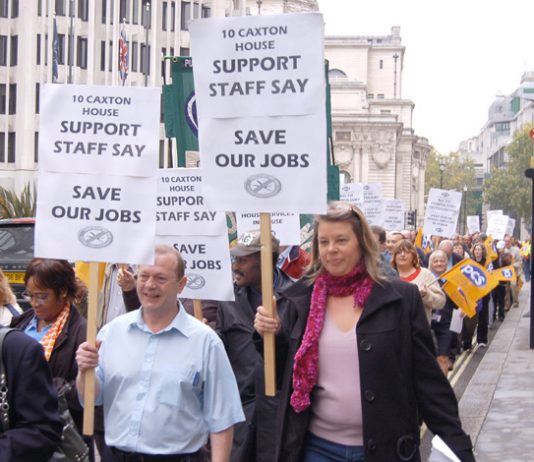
[40, 305, 70, 361]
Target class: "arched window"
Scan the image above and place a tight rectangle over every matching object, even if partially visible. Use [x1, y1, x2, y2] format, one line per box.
[328, 68, 347, 80]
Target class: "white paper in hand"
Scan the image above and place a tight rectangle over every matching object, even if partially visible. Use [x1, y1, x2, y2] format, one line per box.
[429, 435, 461, 462]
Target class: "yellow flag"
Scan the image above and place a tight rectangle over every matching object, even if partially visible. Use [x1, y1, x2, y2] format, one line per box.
[442, 280, 478, 318]
[439, 258, 499, 303]
[414, 227, 423, 249]
[493, 265, 516, 283]
[484, 236, 498, 262]
[75, 261, 106, 290]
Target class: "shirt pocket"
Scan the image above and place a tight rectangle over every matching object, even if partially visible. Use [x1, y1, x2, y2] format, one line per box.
[156, 366, 197, 409]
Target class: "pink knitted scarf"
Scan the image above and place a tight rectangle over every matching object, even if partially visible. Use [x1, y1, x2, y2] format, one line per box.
[290, 263, 374, 413]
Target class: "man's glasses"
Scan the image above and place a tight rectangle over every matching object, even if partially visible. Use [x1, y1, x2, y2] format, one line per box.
[22, 291, 49, 305]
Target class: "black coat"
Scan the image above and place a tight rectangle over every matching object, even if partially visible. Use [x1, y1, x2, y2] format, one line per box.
[11, 305, 87, 433]
[217, 268, 294, 462]
[0, 328, 63, 461]
[275, 278, 475, 462]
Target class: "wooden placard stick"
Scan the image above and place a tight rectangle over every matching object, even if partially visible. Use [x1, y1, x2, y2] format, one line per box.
[192, 299, 203, 321]
[260, 213, 276, 396]
[83, 262, 99, 435]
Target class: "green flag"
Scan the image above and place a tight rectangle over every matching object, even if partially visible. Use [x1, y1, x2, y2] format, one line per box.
[325, 60, 340, 201]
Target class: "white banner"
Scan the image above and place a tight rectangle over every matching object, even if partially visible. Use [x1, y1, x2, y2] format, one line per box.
[236, 212, 300, 246]
[199, 114, 326, 213]
[382, 200, 405, 231]
[339, 183, 383, 226]
[35, 172, 156, 264]
[157, 169, 226, 236]
[466, 215, 480, 234]
[39, 84, 159, 177]
[423, 188, 462, 238]
[506, 217, 516, 237]
[486, 214, 509, 240]
[190, 13, 325, 118]
[156, 234, 234, 302]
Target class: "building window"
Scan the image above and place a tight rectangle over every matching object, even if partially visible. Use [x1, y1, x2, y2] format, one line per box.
[140, 44, 150, 76]
[335, 131, 351, 142]
[35, 83, 40, 113]
[102, 0, 114, 24]
[170, 1, 176, 31]
[0, 0, 7, 17]
[78, 0, 89, 21]
[7, 132, 15, 163]
[58, 34, 65, 64]
[55, 0, 66, 16]
[119, 0, 130, 22]
[132, 0, 139, 23]
[38, 0, 42, 15]
[181, 2, 210, 31]
[11, 0, 18, 17]
[495, 122, 510, 132]
[0, 132, 4, 162]
[77, 37, 87, 69]
[162, 2, 167, 30]
[36, 34, 41, 65]
[131, 41, 138, 72]
[380, 109, 391, 114]
[9, 35, 17, 66]
[379, 59, 383, 69]
[377, 93, 385, 99]
[0, 36, 6, 66]
[8, 83, 15, 114]
[159, 140, 164, 168]
[367, 93, 374, 99]
[100, 41, 105, 70]
[0, 84, 5, 114]
[34, 132, 39, 163]
[180, 47, 189, 56]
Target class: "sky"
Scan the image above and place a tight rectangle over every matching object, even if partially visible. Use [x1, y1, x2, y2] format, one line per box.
[317, 0, 534, 155]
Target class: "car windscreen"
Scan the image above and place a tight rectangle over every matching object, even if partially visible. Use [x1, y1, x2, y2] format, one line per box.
[0, 225, 35, 268]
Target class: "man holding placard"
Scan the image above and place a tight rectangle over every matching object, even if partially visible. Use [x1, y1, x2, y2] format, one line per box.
[217, 230, 294, 462]
[75, 245, 244, 461]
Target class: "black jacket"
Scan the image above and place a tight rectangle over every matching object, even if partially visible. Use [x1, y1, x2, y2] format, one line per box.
[217, 267, 294, 462]
[11, 305, 87, 433]
[275, 278, 475, 462]
[0, 328, 63, 461]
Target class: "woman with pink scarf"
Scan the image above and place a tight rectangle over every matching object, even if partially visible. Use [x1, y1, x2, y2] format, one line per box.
[255, 202, 474, 462]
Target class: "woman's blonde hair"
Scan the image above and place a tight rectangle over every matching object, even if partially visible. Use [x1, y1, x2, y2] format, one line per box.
[0, 269, 16, 306]
[391, 239, 420, 270]
[307, 201, 384, 284]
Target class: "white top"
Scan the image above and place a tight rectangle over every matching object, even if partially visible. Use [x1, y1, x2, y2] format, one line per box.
[0, 303, 23, 327]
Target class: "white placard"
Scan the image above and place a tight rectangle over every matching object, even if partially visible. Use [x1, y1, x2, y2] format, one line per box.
[199, 114, 326, 213]
[236, 212, 300, 246]
[486, 213, 509, 240]
[156, 234, 234, 302]
[506, 217, 515, 237]
[466, 215, 480, 234]
[382, 200, 405, 231]
[190, 13, 325, 118]
[423, 188, 462, 238]
[39, 84, 159, 177]
[339, 183, 383, 225]
[35, 172, 156, 264]
[157, 169, 226, 236]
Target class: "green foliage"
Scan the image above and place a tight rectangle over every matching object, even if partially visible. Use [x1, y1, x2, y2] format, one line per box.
[483, 125, 533, 227]
[0, 183, 36, 218]
[425, 150, 479, 216]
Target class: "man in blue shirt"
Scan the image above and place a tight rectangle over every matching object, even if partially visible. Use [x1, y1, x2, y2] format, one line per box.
[76, 245, 244, 462]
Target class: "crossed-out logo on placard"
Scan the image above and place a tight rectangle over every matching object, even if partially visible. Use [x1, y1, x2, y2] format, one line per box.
[187, 273, 206, 290]
[78, 226, 114, 248]
[244, 174, 282, 198]
[461, 264, 487, 287]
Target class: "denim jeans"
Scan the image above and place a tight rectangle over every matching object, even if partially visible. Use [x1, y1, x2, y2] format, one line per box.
[303, 432, 365, 462]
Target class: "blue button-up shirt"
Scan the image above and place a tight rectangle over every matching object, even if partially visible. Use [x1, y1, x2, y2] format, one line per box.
[24, 316, 51, 342]
[85, 304, 244, 454]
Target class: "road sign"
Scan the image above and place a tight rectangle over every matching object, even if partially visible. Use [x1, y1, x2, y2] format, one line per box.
[529, 127, 534, 140]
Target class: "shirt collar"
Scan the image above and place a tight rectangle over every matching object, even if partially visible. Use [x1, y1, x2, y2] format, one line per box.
[129, 302, 194, 338]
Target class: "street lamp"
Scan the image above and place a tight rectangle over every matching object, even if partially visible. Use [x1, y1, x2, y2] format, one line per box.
[439, 161, 446, 188]
[463, 185, 468, 234]
[144, 2, 150, 87]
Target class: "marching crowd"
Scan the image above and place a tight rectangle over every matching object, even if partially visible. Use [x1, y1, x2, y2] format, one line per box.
[0, 202, 530, 462]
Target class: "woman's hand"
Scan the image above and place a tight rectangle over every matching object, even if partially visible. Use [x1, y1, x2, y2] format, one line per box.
[254, 298, 281, 337]
[419, 285, 428, 298]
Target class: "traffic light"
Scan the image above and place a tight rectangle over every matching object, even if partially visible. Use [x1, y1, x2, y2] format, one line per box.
[407, 210, 417, 229]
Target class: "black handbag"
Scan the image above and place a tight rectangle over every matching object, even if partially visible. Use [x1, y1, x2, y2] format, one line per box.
[0, 328, 90, 462]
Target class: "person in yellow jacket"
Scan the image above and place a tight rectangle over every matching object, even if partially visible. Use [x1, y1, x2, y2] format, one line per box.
[521, 237, 531, 282]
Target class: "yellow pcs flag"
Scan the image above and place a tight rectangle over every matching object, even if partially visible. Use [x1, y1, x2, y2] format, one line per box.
[414, 227, 423, 249]
[442, 280, 478, 318]
[484, 236, 498, 262]
[440, 258, 499, 304]
[494, 265, 516, 283]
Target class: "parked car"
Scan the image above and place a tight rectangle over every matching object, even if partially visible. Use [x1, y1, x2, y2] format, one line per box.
[0, 218, 35, 309]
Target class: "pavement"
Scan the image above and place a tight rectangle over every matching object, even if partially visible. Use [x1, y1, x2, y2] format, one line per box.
[458, 281, 534, 461]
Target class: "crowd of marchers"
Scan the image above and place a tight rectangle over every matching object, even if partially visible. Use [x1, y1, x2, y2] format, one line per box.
[0, 201, 530, 462]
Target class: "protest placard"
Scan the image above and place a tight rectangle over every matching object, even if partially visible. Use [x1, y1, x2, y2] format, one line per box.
[156, 234, 234, 302]
[339, 183, 383, 225]
[486, 213, 509, 240]
[191, 13, 326, 214]
[39, 85, 159, 177]
[157, 169, 226, 236]
[466, 215, 480, 234]
[382, 200, 405, 231]
[35, 172, 156, 264]
[423, 188, 462, 238]
[236, 211, 300, 245]
[506, 217, 515, 236]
